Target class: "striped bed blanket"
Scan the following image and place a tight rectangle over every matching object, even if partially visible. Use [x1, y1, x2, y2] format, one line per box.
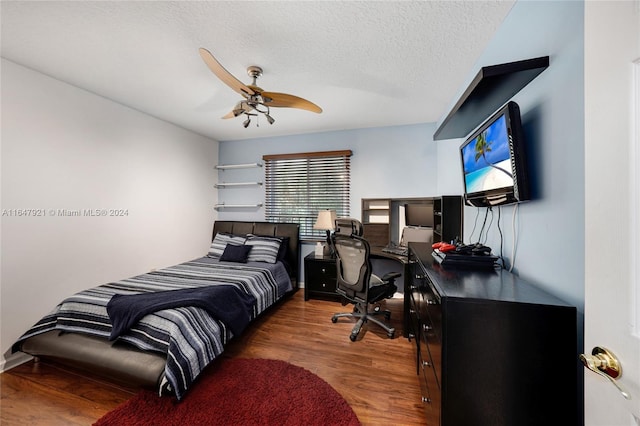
[14, 256, 292, 400]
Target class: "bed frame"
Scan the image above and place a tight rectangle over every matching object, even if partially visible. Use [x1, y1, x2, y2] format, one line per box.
[18, 221, 300, 389]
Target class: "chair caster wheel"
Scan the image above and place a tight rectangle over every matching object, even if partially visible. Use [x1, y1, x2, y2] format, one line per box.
[384, 312, 391, 320]
[374, 306, 380, 312]
[388, 332, 395, 339]
[331, 316, 338, 323]
[350, 334, 357, 342]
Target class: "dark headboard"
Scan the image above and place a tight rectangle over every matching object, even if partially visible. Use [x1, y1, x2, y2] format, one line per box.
[212, 221, 300, 288]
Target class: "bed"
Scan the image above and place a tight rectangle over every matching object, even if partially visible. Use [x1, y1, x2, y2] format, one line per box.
[12, 221, 300, 400]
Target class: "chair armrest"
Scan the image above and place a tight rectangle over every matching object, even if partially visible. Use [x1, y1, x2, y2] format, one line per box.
[381, 272, 402, 282]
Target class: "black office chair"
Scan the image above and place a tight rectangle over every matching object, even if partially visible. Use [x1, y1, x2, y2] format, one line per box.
[330, 218, 401, 341]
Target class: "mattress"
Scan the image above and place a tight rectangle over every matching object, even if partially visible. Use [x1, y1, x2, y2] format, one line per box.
[14, 256, 292, 400]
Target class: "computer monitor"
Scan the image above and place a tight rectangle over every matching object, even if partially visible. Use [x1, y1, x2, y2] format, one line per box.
[399, 226, 433, 246]
[404, 203, 433, 228]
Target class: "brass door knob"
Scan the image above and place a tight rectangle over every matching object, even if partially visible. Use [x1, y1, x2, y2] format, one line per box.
[579, 346, 630, 400]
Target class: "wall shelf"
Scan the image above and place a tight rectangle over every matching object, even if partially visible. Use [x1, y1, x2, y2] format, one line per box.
[214, 163, 262, 170]
[433, 56, 549, 141]
[214, 162, 263, 210]
[214, 203, 263, 210]
[215, 182, 263, 188]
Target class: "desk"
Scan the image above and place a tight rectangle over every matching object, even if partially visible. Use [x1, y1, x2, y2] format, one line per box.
[369, 246, 411, 338]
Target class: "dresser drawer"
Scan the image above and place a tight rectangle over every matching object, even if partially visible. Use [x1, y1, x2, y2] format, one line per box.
[418, 346, 441, 425]
[420, 320, 442, 389]
[420, 278, 442, 344]
[409, 284, 421, 332]
[307, 271, 336, 290]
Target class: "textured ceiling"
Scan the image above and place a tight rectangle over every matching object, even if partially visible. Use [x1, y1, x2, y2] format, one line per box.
[1, 1, 515, 142]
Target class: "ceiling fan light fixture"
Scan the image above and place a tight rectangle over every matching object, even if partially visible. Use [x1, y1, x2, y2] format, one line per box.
[266, 114, 275, 125]
[232, 102, 245, 117]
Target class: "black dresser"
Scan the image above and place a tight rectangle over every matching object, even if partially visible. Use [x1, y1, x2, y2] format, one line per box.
[408, 242, 578, 426]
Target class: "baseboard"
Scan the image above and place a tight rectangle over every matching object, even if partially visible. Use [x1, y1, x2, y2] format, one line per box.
[1, 351, 33, 373]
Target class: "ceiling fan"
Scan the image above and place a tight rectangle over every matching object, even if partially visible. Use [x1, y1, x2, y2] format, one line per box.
[199, 48, 322, 127]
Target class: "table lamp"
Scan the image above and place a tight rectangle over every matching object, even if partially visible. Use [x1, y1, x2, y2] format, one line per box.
[313, 209, 337, 257]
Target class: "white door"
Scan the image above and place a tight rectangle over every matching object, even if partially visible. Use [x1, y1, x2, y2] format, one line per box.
[584, 1, 640, 424]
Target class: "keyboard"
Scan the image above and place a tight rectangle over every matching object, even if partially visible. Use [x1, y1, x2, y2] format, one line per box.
[381, 246, 408, 256]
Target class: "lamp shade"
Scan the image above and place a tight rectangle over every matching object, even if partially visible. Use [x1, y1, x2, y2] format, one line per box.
[313, 209, 337, 231]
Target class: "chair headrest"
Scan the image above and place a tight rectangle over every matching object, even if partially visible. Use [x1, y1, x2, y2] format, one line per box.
[334, 218, 363, 236]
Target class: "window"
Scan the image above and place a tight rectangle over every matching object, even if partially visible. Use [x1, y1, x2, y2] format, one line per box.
[263, 150, 352, 239]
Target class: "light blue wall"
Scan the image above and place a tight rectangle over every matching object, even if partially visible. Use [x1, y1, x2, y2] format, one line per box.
[218, 123, 443, 220]
[438, 3, 585, 417]
[218, 0, 585, 316]
[442, 0, 585, 312]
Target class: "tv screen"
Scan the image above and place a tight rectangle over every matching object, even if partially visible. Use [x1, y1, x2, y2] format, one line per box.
[459, 101, 530, 207]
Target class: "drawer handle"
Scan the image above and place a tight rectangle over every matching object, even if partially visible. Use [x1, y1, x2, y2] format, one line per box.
[427, 299, 438, 305]
[421, 396, 431, 404]
[321, 283, 326, 288]
[422, 360, 431, 368]
[415, 274, 425, 280]
[422, 324, 432, 332]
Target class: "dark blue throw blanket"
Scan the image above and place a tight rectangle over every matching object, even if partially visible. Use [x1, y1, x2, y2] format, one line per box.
[107, 286, 257, 341]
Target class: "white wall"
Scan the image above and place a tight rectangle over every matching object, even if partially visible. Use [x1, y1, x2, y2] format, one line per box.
[0, 59, 219, 368]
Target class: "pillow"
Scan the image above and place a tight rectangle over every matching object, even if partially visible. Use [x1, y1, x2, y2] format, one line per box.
[207, 233, 247, 258]
[276, 236, 290, 263]
[219, 244, 252, 263]
[254, 235, 289, 263]
[245, 234, 282, 264]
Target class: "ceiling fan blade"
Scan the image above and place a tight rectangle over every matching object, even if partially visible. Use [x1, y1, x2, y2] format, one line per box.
[199, 48, 255, 97]
[261, 92, 323, 113]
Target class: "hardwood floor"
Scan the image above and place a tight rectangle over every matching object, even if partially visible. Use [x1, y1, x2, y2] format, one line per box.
[1, 291, 427, 425]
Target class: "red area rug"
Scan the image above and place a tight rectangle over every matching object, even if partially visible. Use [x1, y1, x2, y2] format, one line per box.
[93, 358, 360, 426]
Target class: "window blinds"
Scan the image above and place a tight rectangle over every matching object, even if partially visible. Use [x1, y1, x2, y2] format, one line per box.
[263, 150, 352, 239]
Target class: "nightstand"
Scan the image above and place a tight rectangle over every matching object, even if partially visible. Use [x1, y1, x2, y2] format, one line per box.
[304, 252, 339, 301]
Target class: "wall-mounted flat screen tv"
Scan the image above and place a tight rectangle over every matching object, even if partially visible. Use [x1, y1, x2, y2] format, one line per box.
[459, 101, 530, 208]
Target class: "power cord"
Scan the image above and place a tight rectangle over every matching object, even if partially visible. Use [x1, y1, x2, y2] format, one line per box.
[497, 206, 505, 269]
[477, 207, 490, 245]
[509, 203, 519, 273]
[468, 207, 481, 243]
[483, 207, 495, 245]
